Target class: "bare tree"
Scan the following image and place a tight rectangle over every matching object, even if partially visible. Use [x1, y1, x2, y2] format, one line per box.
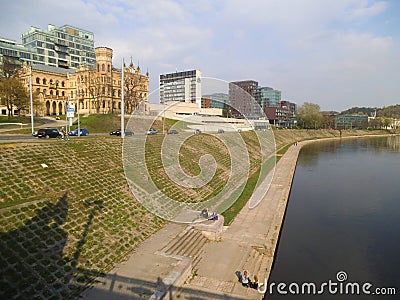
[0, 77, 29, 118]
[88, 76, 107, 114]
[124, 67, 147, 114]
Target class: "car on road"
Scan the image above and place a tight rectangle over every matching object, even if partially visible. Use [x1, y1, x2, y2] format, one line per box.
[218, 129, 224, 133]
[110, 129, 134, 136]
[68, 128, 89, 136]
[167, 129, 178, 134]
[194, 129, 202, 134]
[146, 129, 158, 135]
[37, 128, 61, 138]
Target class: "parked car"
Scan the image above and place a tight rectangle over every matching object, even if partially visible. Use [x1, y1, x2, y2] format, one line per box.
[37, 128, 61, 138]
[218, 129, 225, 133]
[68, 128, 89, 136]
[167, 129, 178, 134]
[146, 129, 158, 135]
[110, 129, 134, 136]
[32, 131, 38, 137]
[125, 129, 134, 136]
[194, 129, 202, 134]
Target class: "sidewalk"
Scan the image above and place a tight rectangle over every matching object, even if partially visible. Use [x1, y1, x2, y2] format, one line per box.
[82, 142, 303, 299]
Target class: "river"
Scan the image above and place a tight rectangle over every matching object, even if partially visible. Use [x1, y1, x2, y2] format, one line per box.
[265, 136, 400, 299]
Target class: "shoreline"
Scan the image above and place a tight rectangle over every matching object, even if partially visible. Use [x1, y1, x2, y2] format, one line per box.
[82, 132, 397, 299]
[176, 133, 397, 299]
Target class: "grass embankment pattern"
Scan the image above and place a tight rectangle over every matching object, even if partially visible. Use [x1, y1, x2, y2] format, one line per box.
[0, 128, 389, 298]
[0, 139, 165, 299]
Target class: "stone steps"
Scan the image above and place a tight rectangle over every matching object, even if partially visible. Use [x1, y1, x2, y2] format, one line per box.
[161, 227, 208, 261]
[238, 247, 269, 283]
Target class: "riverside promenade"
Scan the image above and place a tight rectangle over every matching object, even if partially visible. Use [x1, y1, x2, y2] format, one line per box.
[83, 141, 304, 299]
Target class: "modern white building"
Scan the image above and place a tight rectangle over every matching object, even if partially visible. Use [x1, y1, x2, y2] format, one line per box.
[159, 69, 202, 107]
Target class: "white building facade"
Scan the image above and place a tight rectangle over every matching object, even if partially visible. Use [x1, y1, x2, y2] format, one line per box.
[159, 69, 202, 107]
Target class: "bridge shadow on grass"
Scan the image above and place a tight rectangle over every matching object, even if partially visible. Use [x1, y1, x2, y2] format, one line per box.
[1, 193, 248, 300]
[0, 192, 104, 299]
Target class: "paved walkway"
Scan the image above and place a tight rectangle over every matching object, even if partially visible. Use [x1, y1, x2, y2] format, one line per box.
[82, 141, 304, 299]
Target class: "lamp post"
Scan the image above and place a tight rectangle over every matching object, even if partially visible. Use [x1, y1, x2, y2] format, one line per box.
[29, 71, 34, 135]
[76, 80, 80, 137]
[76, 77, 84, 137]
[121, 58, 125, 139]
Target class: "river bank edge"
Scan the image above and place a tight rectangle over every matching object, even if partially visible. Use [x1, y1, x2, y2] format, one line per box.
[262, 132, 400, 294]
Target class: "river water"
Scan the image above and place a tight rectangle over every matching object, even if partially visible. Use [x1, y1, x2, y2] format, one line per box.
[266, 136, 400, 299]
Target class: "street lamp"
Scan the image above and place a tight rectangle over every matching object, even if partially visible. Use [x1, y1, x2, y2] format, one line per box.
[76, 77, 84, 137]
[76, 81, 80, 137]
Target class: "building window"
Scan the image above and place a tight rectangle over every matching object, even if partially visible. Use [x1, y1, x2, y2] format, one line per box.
[36, 77, 40, 84]
[102, 64, 105, 71]
[50, 79, 53, 85]
[62, 91, 65, 96]
[108, 64, 110, 72]
[43, 79, 46, 85]
[97, 64, 99, 72]
[61, 81, 65, 87]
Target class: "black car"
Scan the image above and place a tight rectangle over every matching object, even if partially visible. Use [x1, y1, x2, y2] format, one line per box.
[110, 129, 134, 136]
[37, 128, 61, 138]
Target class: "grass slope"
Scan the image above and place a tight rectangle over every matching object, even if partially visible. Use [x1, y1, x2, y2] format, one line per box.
[0, 128, 390, 298]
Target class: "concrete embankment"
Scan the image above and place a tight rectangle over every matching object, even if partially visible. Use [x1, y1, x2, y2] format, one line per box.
[83, 130, 393, 300]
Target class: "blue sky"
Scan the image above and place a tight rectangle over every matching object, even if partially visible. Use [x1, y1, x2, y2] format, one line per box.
[1, 0, 399, 111]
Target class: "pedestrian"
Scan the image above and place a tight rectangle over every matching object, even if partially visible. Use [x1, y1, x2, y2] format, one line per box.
[208, 211, 218, 221]
[201, 208, 209, 219]
[240, 270, 251, 287]
[251, 275, 259, 289]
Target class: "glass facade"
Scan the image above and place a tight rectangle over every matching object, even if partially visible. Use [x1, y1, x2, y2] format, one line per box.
[254, 86, 282, 108]
[0, 24, 95, 71]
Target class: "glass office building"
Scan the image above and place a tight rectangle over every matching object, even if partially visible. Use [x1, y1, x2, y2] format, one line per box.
[0, 24, 95, 71]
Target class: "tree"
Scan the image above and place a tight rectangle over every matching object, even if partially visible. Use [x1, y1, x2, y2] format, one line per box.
[0, 77, 29, 118]
[297, 102, 324, 129]
[88, 79, 106, 114]
[123, 66, 147, 114]
[0, 56, 20, 79]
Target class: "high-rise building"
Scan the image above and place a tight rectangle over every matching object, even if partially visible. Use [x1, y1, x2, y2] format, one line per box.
[0, 24, 95, 72]
[265, 100, 297, 127]
[254, 86, 282, 108]
[229, 80, 258, 117]
[159, 70, 202, 106]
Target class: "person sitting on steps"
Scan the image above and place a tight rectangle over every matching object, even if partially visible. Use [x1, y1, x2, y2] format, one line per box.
[208, 211, 218, 221]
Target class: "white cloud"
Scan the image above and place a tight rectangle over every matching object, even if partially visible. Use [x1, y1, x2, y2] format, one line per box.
[348, 1, 387, 19]
[0, 0, 398, 110]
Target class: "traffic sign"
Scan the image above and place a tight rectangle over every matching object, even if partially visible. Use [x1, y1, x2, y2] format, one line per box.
[66, 107, 75, 118]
